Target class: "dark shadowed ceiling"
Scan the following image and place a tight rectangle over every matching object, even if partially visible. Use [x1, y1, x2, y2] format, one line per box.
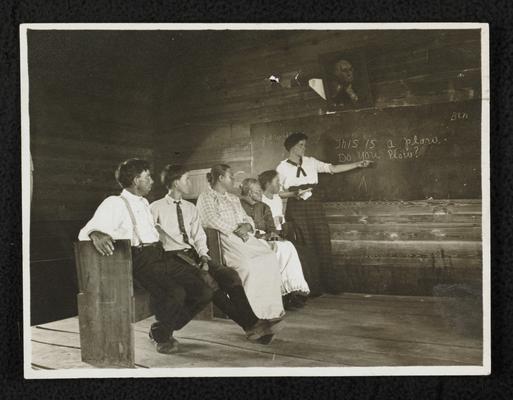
[27, 29, 293, 107]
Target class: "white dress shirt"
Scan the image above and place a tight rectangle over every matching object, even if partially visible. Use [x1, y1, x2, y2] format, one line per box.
[150, 195, 209, 257]
[261, 193, 285, 230]
[276, 156, 333, 190]
[78, 189, 160, 246]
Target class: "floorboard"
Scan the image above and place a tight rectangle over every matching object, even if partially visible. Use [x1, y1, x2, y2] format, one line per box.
[30, 293, 483, 370]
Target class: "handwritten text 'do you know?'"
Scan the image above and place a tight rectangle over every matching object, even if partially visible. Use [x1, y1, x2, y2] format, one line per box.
[335, 135, 444, 162]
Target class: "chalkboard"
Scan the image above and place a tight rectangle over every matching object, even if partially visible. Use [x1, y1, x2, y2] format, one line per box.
[250, 100, 481, 201]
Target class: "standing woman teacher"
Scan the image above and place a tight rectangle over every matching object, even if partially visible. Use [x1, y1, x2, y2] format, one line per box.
[276, 132, 372, 294]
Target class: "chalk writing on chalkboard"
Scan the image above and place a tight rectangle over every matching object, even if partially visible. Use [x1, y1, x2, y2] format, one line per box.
[250, 100, 480, 201]
[261, 131, 290, 147]
[450, 111, 469, 121]
[336, 135, 444, 162]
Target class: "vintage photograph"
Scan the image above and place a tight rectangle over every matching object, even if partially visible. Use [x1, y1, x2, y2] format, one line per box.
[320, 48, 373, 111]
[21, 23, 490, 378]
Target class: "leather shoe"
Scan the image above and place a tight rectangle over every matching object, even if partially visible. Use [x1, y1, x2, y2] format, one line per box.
[149, 329, 180, 354]
[155, 338, 179, 354]
[257, 334, 275, 345]
[245, 319, 270, 341]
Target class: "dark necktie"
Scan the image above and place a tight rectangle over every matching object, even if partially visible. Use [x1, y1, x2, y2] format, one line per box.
[174, 201, 190, 245]
[286, 157, 307, 178]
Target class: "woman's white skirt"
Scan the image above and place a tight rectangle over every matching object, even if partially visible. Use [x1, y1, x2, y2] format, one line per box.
[273, 240, 310, 296]
[220, 233, 285, 320]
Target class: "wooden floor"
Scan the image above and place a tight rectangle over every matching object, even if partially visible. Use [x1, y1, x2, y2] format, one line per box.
[30, 293, 483, 369]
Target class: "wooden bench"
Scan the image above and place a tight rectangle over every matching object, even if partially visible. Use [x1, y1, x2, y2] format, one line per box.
[74, 229, 225, 368]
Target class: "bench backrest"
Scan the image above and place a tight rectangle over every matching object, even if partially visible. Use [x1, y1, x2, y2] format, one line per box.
[73, 239, 138, 367]
[205, 228, 224, 265]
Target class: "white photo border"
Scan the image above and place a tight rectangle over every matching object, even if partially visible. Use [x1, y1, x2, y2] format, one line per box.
[20, 22, 491, 379]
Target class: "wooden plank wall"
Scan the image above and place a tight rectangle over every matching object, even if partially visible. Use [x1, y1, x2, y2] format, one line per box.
[325, 200, 482, 295]
[28, 31, 165, 324]
[28, 30, 482, 323]
[29, 30, 161, 222]
[153, 30, 480, 180]
[151, 29, 482, 295]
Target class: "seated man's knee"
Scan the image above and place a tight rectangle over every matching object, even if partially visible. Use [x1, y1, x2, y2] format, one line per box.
[197, 284, 214, 305]
[169, 285, 187, 306]
[222, 268, 243, 288]
[209, 262, 242, 288]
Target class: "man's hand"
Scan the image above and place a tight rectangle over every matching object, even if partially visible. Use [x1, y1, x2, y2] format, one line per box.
[199, 255, 210, 272]
[89, 231, 115, 256]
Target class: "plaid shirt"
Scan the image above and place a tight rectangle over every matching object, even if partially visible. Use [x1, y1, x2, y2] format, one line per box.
[196, 187, 254, 235]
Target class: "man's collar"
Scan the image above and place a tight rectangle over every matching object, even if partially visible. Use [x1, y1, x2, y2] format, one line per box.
[121, 188, 144, 201]
[166, 194, 182, 204]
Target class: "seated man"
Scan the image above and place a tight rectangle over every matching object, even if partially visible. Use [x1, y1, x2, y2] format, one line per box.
[240, 178, 310, 310]
[78, 158, 213, 354]
[150, 164, 271, 342]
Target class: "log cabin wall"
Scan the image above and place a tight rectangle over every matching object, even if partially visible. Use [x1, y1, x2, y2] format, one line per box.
[153, 30, 482, 295]
[28, 30, 482, 324]
[28, 31, 170, 324]
[152, 29, 481, 181]
[325, 200, 482, 295]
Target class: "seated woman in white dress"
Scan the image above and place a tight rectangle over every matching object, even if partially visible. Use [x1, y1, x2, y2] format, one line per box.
[258, 169, 325, 296]
[196, 164, 284, 344]
[257, 170, 286, 232]
[240, 178, 310, 310]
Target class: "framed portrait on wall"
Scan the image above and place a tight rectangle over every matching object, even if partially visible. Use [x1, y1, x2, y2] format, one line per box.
[320, 48, 373, 111]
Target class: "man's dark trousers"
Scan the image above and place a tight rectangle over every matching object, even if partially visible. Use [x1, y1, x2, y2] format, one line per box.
[131, 244, 213, 343]
[164, 250, 259, 331]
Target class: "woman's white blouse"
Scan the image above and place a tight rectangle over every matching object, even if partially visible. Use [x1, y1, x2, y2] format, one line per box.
[261, 194, 285, 230]
[276, 156, 333, 190]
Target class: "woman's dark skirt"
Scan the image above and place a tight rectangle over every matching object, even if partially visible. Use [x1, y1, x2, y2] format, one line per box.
[284, 190, 338, 294]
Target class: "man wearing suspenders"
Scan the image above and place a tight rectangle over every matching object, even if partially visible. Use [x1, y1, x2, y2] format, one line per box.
[78, 158, 213, 354]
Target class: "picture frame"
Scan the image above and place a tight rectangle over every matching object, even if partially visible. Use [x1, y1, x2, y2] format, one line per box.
[320, 48, 374, 111]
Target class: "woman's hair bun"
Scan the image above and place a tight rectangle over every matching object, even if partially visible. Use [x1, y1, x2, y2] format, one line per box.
[206, 164, 230, 186]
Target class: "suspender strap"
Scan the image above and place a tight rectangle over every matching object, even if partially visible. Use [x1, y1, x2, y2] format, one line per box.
[119, 195, 143, 246]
